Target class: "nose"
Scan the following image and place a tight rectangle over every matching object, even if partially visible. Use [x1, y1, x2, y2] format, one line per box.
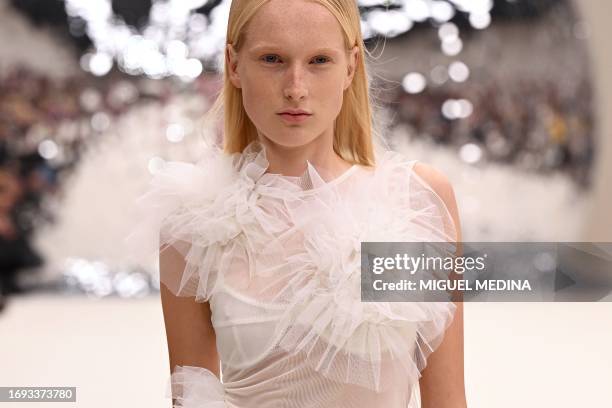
[283, 64, 308, 101]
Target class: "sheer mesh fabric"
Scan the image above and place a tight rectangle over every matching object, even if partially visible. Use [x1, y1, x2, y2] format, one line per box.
[125, 139, 458, 407]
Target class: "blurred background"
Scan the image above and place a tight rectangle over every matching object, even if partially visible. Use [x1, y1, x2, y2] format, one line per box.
[0, 0, 610, 407]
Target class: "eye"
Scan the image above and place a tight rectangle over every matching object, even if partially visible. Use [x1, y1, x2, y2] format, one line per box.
[311, 55, 330, 64]
[261, 54, 280, 64]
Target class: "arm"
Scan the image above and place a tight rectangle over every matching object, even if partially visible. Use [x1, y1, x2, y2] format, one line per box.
[413, 163, 468, 408]
[160, 244, 220, 405]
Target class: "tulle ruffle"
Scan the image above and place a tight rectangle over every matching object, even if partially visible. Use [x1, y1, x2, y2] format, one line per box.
[167, 365, 226, 408]
[126, 138, 458, 399]
[258, 145, 458, 392]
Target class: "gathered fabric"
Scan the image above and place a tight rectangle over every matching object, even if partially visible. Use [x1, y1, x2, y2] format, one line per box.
[126, 139, 458, 407]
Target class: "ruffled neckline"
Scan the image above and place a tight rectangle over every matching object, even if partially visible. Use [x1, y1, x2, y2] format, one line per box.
[235, 139, 361, 195]
[129, 136, 458, 398]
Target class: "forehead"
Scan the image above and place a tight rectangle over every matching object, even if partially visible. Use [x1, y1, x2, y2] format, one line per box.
[244, 0, 346, 50]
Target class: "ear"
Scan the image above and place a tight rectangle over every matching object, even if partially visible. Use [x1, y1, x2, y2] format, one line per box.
[227, 43, 242, 89]
[344, 45, 359, 91]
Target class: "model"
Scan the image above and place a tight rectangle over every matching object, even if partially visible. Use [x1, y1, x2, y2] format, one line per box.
[131, 0, 466, 406]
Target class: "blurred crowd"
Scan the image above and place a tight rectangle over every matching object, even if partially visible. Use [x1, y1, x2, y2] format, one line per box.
[0, 66, 222, 301]
[0, 69, 67, 299]
[393, 76, 594, 187]
[0, 68, 151, 299]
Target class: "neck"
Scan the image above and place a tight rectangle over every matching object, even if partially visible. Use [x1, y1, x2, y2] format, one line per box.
[258, 133, 352, 182]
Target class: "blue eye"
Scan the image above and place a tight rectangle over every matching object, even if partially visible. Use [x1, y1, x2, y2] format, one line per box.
[262, 55, 280, 64]
[312, 56, 330, 64]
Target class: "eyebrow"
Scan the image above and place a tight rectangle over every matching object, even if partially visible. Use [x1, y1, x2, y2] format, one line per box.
[249, 45, 341, 55]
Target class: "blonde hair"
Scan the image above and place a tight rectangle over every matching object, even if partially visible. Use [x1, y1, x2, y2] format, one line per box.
[205, 0, 380, 167]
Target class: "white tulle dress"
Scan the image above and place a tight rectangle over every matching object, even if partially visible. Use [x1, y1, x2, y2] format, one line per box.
[127, 139, 458, 408]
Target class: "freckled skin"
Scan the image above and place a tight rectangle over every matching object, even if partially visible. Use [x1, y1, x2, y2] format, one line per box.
[226, 0, 359, 176]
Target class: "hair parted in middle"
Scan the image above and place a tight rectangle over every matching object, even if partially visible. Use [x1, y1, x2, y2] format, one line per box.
[203, 0, 388, 167]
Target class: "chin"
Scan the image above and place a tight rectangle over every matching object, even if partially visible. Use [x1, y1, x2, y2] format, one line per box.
[260, 131, 319, 149]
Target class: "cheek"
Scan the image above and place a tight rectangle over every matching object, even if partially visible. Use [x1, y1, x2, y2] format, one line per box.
[241, 77, 274, 125]
[315, 77, 345, 118]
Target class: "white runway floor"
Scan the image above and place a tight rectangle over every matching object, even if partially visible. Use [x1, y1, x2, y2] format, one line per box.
[1, 294, 611, 408]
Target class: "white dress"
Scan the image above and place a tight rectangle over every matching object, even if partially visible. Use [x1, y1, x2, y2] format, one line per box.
[127, 139, 458, 408]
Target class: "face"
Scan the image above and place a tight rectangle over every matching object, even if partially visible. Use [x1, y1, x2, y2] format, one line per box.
[226, 0, 359, 149]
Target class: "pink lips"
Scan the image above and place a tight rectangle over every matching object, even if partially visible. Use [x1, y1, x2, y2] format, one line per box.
[278, 113, 311, 123]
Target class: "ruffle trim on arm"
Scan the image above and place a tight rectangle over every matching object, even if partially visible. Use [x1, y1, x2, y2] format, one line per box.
[166, 365, 226, 408]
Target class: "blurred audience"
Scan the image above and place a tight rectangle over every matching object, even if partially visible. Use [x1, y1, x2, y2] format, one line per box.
[393, 76, 593, 187]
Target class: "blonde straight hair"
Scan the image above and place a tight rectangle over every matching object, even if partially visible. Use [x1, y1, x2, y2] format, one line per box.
[204, 0, 379, 167]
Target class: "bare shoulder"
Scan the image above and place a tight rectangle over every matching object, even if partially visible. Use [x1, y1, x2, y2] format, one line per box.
[412, 162, 462, 242]
[412, 164, 467, 408]
[412, 162, 454, 200]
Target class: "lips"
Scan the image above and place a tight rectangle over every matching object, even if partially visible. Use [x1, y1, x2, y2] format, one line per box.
[278, 112, 311, 123]
[278, 108, 312, 115]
